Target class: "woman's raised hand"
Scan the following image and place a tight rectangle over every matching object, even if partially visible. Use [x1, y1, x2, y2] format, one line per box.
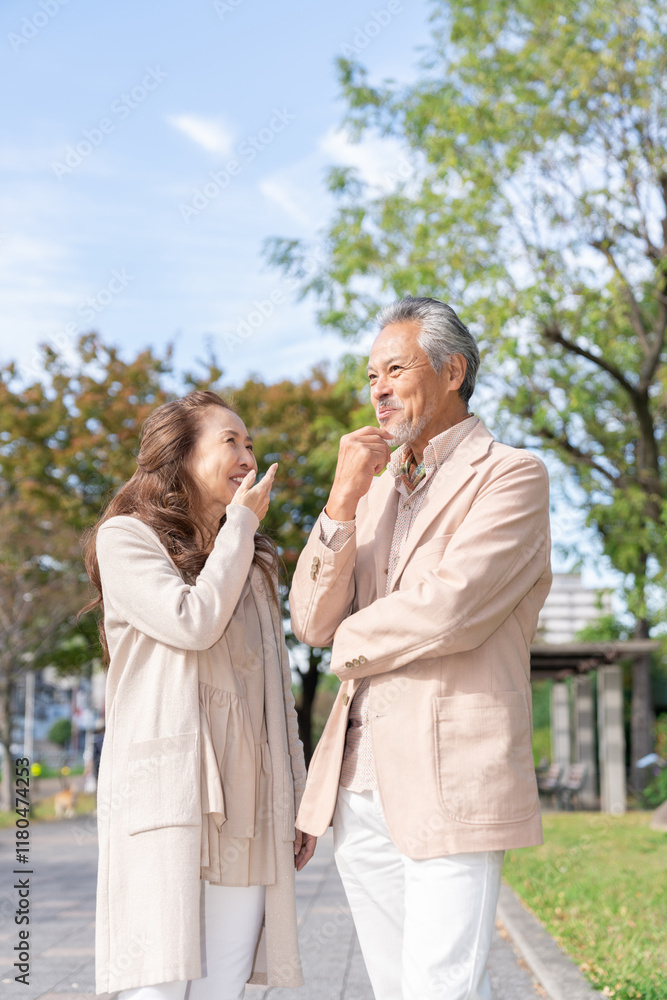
[230, 462, 278, 521]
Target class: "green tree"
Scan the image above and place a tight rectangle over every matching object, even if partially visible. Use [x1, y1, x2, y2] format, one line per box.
[47, 718, 72, 748]
[266, 0, 667, 789]
[0, 512, 82, 807]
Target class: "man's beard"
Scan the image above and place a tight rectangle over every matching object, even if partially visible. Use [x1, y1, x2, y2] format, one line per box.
[380, 400, 436, 448]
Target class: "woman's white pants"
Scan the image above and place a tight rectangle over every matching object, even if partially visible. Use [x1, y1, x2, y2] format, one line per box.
[333, 787, 504, 1000]
[117, 881, 265, 1000]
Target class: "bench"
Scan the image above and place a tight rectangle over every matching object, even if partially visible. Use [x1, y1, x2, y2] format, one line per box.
[537, 762, 588, 809]
[557, 763, 588, 810]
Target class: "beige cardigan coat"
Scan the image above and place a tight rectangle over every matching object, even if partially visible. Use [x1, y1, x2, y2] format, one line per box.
[290, 422, 551, 858]
[95, 508, 306, 994]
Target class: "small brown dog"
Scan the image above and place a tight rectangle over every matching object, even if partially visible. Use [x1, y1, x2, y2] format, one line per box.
[54, 787, 76, 819]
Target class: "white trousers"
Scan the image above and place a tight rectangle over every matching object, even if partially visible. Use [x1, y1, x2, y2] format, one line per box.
[333, 787, 504, 1000]
[117, 881, 265, 1000]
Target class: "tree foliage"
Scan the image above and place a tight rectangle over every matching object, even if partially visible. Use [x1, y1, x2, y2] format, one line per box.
[47, 718, 72, 749]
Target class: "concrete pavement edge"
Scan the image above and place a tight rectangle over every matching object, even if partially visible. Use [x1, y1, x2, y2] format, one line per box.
[496, 883, 604, 1000]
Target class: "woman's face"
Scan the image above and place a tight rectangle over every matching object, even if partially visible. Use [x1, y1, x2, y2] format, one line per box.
[189, 406, 258, 521]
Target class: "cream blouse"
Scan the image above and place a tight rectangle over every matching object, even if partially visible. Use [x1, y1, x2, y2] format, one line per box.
[199, 573, 276, 887]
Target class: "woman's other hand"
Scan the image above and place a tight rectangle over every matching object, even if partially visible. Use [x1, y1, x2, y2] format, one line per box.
[230, 462, 278, 521]
[293, 828, 317, 871]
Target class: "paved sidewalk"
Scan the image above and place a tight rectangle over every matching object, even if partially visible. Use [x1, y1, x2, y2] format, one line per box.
[0, 815, 546, 1000]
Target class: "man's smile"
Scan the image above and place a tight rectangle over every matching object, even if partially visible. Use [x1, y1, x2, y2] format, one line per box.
[377, 405, 403, 421]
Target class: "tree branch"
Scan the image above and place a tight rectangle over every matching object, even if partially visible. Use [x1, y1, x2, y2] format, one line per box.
[589, 239, 651, 354]
[541, 323, 638, 400]
[640, 334, 666, 392]
[534, 425, 625, 489]
[615, 220, 662, 260]
[626, 176, 662, 260]
[639, 271, 667, 392]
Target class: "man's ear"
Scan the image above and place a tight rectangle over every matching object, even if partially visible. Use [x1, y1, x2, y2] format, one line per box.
[446, 354, 467, 392]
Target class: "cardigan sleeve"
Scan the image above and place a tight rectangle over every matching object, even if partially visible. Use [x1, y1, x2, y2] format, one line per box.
[97, 507, 260, 651]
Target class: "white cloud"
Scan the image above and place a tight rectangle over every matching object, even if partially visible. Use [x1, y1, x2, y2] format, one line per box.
[166, 114, 235, 155]
[319, 126, 414, 193]
[258, 178, 310, 225]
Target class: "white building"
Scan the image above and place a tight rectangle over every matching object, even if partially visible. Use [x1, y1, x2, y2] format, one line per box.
[536, 573, 612, 644]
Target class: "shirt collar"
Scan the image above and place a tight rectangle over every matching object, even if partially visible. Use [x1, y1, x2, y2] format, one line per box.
[388, 414, 479, 480]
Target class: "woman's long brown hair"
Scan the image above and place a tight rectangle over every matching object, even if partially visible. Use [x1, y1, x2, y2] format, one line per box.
[82, 390, 279, 664]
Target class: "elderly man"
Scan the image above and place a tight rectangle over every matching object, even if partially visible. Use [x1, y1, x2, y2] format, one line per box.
[289, 296, 552, 1000]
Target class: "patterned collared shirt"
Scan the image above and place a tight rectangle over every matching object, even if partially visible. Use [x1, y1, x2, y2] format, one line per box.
[320, 414, 479, 791]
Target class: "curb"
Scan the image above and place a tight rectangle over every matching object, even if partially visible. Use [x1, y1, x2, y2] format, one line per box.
[496, 883, 604, 1000]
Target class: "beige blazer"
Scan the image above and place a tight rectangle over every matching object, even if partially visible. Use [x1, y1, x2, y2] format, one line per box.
[95, 508, 306, 993]
[289, 422, 552, 858]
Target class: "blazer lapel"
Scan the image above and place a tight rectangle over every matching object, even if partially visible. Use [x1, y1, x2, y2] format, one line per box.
[389, 422, 494, 589]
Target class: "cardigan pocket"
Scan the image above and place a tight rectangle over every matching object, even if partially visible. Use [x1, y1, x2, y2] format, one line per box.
[433, 691, 538, 826]
[127, 731, 199, 836]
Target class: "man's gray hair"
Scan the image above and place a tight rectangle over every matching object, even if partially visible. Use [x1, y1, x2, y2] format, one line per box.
[376, 296, 480, 404]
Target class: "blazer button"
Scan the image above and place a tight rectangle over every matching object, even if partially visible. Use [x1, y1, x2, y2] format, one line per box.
[353, 658, 360, 667]
[312, 556, 320, 566]
[343, 694, 349, 706]
[358, 655, 367, 665]
[345, 661, 354, 669]
[310, 570, 317, 580]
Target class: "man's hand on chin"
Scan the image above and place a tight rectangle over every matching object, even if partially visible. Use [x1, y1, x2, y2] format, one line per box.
[325, 426, 393, 521]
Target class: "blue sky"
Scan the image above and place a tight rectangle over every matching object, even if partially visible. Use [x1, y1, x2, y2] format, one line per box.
[0, 0, 430, 383]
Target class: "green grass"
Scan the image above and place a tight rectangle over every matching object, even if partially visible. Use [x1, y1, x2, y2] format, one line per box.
[33, 764, 85, 779]
[532, 724, 551, 766]
[0, 764, 85, 780]
[0, 792, 97, 829]
[504, 812, 667, 1000]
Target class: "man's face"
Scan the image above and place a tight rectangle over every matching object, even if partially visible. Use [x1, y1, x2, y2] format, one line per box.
[367, 321, 457, 448]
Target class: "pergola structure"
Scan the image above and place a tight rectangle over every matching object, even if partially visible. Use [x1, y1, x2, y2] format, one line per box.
[529, 640, 660, 813]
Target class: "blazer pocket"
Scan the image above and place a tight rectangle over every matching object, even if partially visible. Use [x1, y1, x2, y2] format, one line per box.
[127, 731, 200, 836]
[411, 535, 453, 562]
[433, 691, 538, 826]
[399, 535, 453, 589]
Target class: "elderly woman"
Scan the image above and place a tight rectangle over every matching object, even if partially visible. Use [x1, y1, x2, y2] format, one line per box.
[83, 390, 315, 1000]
